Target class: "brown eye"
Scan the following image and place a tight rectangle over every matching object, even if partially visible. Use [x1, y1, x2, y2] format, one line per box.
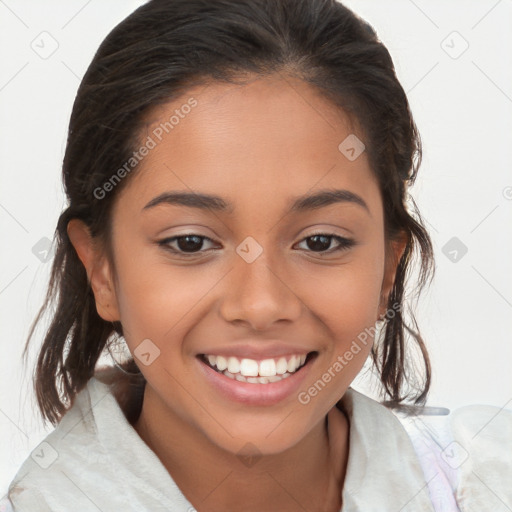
[296, 233, 356, 253]
[159, 234, 217, 255]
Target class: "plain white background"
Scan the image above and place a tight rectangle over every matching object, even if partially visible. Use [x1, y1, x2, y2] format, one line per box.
[1, 0, 511, 494]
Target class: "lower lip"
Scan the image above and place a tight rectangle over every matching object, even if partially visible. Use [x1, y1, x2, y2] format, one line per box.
[196, 355, 314, 406]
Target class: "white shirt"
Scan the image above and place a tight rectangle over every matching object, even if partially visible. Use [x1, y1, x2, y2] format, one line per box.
[3, 376, 512, 511]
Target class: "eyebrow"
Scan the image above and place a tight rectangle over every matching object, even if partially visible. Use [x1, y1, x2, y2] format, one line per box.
[142, 188, 370, 215]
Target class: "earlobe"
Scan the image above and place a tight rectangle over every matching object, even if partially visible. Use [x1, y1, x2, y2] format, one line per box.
[66, 219, 121, 322]
[379, 234, 408, 317]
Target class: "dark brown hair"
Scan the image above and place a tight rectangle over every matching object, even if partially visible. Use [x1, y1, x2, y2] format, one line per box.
[23, 0, 435, 427]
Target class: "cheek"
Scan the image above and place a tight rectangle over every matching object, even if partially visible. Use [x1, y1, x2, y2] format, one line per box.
[297, 247, 384, 400]
[303, 247, 384, 337]
[113, 250, 224, 360]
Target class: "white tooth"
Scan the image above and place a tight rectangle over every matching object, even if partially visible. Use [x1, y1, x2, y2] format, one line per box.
[276, 357, 288, 375]
[240, 358, 259, 377]
[227, 357, 240, 374]
[245, 376, 270, 384]
[267, 375, 283, 383]
[300, 354, 306, 366]
[282, 372, 291, 379]
[292, 355, 302, 372]
[235, 373, 247, 382]
[216, 355, 227, 371]
[207, 355, 217, 367]
[287, 355, 297, 373]
[223, 371, 236, 380]
[259, 358, 276, 377]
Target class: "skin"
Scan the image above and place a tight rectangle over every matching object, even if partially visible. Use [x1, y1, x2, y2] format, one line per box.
[68, 73, 406, 512]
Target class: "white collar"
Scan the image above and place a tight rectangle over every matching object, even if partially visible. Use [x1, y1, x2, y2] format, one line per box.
[336, 388, 435, 511]
[90, 377, 435, 511]
[9, 376, 436, 511]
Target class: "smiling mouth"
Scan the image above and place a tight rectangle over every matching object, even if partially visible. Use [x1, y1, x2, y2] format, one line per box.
[198, 352, 317, 384]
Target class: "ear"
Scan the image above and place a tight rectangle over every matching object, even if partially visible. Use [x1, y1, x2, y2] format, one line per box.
[67, 219, 120, 322]
[379, 232, 408, 318]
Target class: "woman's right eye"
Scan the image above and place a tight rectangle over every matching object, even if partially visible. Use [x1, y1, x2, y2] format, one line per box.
[158, 234, 218, 256]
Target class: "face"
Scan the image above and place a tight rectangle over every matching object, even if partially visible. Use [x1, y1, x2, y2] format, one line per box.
[76, 74, 404, 456]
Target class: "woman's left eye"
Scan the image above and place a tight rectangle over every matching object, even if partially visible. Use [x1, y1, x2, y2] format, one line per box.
[294, 233, 356, 253]
[158, 232, 356, 257]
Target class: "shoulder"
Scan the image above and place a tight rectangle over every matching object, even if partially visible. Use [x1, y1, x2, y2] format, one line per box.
[6, 377, 116, 511]
[392, 400, 512, 511]
[5, 375, 176, 512]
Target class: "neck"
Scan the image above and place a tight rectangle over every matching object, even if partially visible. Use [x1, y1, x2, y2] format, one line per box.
[133, 385, 349, 512]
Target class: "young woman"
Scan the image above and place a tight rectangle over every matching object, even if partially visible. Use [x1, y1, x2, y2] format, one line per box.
[3, 1, 511, 511]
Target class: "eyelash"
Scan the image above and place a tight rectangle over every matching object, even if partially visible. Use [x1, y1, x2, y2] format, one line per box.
[157, 232, 356, 257]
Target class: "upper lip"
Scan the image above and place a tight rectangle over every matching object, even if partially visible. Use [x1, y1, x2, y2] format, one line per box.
[197, 342, 315, 360]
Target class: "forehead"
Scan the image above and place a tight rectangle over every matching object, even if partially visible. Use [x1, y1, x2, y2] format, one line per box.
[117, 74, 381, 220]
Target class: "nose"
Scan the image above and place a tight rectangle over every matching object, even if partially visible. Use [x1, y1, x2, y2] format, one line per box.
[219, 250, 302, 331]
